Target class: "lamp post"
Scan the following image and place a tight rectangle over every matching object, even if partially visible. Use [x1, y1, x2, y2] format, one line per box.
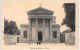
[29, 34, 30, 45]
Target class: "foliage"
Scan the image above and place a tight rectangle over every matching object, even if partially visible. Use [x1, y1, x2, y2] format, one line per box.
[4, 18, 19, 35]
[62, 3, 75, 31]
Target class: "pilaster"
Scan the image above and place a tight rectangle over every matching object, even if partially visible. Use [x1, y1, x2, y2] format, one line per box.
[43, 19, 45, 41]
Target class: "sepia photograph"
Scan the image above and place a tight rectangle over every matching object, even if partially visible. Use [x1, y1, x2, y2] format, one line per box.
[1, 1, 78, 50]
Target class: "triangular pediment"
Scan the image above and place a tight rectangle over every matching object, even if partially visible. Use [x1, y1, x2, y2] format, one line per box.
[27, 7, 53, 13]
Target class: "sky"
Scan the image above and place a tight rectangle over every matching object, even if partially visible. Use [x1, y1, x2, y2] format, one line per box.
[1, 1, 70, 32]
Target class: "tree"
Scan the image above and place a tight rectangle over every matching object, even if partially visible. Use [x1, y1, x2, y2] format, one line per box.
[62, 3, 75, 31]
[4, 18, 19, 35]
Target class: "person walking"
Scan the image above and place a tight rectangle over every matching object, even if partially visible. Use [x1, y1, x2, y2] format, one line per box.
[39, 40, 40, 45]
[39, 40, 41, 45]
[37, 41, 38, 45]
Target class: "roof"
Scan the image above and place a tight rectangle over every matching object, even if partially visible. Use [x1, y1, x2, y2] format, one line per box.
[52, 24, 60, 27]
[62, 29, 72, 33]
[27, 7, 54, 14]
[20, 24, 29, 27]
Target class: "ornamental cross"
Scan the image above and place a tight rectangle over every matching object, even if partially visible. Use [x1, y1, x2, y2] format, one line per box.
[39, 3, 42, 7]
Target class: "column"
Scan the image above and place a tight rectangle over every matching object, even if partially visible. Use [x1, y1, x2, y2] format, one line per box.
[29, 18, 31, 45]
[29, 18, 32, 40]
[43, 19, 45, 41]
[50, 19, 52, 41]
[36, 19, 38, 41]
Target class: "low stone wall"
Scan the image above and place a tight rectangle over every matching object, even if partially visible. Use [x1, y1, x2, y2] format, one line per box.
[65, 32, 75, 45]
[4, 34, 20, 45]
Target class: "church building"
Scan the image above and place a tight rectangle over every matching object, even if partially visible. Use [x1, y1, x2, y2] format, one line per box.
[20, 6, 60, 43]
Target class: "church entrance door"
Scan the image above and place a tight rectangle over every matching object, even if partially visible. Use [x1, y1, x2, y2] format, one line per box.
[38, 31, 43, 41]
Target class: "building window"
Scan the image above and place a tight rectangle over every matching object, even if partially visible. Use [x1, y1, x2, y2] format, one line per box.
[24, 31, 27, 38]
[53, 31, 57, 38]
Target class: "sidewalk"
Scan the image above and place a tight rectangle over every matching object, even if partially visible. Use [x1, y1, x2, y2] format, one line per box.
[16, 43, 65, 46]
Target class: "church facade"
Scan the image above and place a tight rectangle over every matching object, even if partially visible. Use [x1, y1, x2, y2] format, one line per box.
[20, 6, 60, 43]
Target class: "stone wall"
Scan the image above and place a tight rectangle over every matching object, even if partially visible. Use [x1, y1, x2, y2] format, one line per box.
[32, 27, 37, 41]
[4, 34, 17, 45]
[65, 32, 75, 45]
